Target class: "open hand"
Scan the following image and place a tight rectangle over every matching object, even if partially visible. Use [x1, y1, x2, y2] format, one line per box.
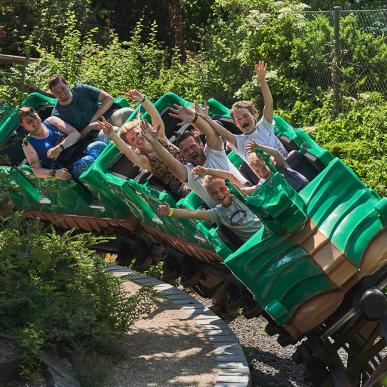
[55, 168, 71, 180]
[195, 101, 209, 119]
[255, 61, 267, 82]
[157, 202, 170, 217]
[246, 141, 261, 154]
[124, 89, 144, 103]
[47, 145, 62, 160]
[168, 104, 195, 125]
[140, 120, 160, 144]
[99, 116, 114, 137]
[191, 166, 207, 177]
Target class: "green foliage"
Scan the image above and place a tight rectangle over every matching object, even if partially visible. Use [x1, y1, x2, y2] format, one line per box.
[0, 1, 385, 197]
[311, 92, 387, 195]
[303, 0, 387, 10]
[275, 91, 386, 196]
[143, 261, 164, 280]
[0, 0, 94, 56]
[0, 213, 155, 376]
[339, 13, 387, 96]
[13, 18, 171, 103]
[181, 0, 215, 51]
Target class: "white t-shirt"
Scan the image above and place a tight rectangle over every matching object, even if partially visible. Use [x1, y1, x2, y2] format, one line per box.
[207, 196, 262, 241]
[203, 144, 247, 184]
[232, 117, 288, 162]
[185, 145, 247, 208]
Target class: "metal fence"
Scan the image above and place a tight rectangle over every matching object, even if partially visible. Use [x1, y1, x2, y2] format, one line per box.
[303, 7, 387, 113]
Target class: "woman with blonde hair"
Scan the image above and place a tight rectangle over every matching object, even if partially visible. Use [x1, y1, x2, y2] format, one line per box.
[100, 89, 187, 195]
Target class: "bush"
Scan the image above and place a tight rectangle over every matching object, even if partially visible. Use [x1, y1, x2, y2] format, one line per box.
[0, 1, 385, 196]
[0, 0, 94, 56]
[0, 213, 154, 376]
[311, 92, 386, 196]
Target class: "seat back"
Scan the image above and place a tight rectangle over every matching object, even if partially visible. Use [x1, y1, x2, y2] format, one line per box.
[286, 150, 325, 182]
[279, 135, 299, 152]
[110, 154, 141, 179]
[217, 224, 244, 251]
[0, 124, 28, 166]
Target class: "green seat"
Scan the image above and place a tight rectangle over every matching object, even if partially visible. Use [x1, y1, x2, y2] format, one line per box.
[225, 229, 335, 325]
[299, 157, 385, 267]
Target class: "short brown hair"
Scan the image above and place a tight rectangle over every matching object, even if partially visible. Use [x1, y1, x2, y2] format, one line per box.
[17, 106, 37, 122]
[175, 130, 201, 148]
[119, 119, 140, 144]
[48, 75, 68, 91]
[230, 101, 258, 122]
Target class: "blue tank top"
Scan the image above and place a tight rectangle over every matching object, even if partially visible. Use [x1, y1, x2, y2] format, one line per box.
[28, 119, 62, 169]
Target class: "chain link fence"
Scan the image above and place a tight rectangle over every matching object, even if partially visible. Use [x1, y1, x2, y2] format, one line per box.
[303, 8, 387, 110]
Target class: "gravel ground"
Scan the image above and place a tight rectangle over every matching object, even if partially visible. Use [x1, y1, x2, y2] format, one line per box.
[228, 315, 310, 387]
[105, 281, 217, 387]
[189, 290, 311, 387]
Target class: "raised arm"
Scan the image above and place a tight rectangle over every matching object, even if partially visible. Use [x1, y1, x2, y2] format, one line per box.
[89, 90, 114, 124]
[125, 89, 166, 139]
[191, 166, 244, 188]
[169, 104, 222, 150]
[22, 143, 71, 180]
[157, 202, 211, 222]
[140, 120, 188, 182]
[100, 117, 150, 170]
[189, 112, 234, 150]
[246, 141, 285, 166]
[255, 61, 273, 123]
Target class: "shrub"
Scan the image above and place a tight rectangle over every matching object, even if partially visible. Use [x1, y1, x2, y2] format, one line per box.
[0, 1, 385, 196]
[0, 213, 154, 376]
[311, 92, 386, 196]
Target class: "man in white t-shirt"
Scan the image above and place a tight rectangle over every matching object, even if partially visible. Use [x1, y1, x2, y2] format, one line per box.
[142, 105, 248, 207]
[198, 61, 288, 163]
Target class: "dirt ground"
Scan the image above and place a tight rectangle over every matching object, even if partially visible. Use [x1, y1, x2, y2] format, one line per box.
[104, 281, 218, 387]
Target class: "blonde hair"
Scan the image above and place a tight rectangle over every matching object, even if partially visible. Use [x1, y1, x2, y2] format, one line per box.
[247, 150, 258, 163]
[230, 101, 258, 123]
[247, 151, 266, 166]
[119, 119, 140, 144]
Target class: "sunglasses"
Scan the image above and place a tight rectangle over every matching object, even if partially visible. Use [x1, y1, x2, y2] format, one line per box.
[18, 107, 37, 120]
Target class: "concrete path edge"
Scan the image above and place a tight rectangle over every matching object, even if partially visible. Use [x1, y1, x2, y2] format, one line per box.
[107, 264, 251, 387]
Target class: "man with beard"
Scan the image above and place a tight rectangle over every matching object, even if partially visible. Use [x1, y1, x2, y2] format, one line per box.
[142, 105, 248, 207]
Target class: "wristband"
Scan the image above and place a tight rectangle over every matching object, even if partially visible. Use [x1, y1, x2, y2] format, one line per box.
[49, 169, 56, 177]
[59, 144, 65, 151]
[140, 96, 146, 103]
[191, 112, 199, 124]
[168, 207, 174, 217]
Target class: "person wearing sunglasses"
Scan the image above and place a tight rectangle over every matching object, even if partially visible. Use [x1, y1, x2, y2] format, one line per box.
[18, 107, 106, 179]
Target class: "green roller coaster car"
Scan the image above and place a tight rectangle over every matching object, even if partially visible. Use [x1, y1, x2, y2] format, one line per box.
[0, 92, 386, 386]
[0, 92, 132, 220]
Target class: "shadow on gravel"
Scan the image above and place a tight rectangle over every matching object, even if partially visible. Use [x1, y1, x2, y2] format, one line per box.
[241, 345, 310, 387]
[105, 302, 218, 387]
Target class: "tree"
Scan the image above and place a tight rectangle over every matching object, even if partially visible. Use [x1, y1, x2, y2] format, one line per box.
[169, 0, 186, 61]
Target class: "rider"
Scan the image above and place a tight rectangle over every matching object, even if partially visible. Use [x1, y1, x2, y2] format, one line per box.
[19, 106, 106, 179]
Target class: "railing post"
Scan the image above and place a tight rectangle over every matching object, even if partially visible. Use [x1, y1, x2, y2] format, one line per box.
[332, 6, 341, 117]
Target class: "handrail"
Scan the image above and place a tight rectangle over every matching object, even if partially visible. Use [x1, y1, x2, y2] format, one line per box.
[0, 54, 38, 65]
